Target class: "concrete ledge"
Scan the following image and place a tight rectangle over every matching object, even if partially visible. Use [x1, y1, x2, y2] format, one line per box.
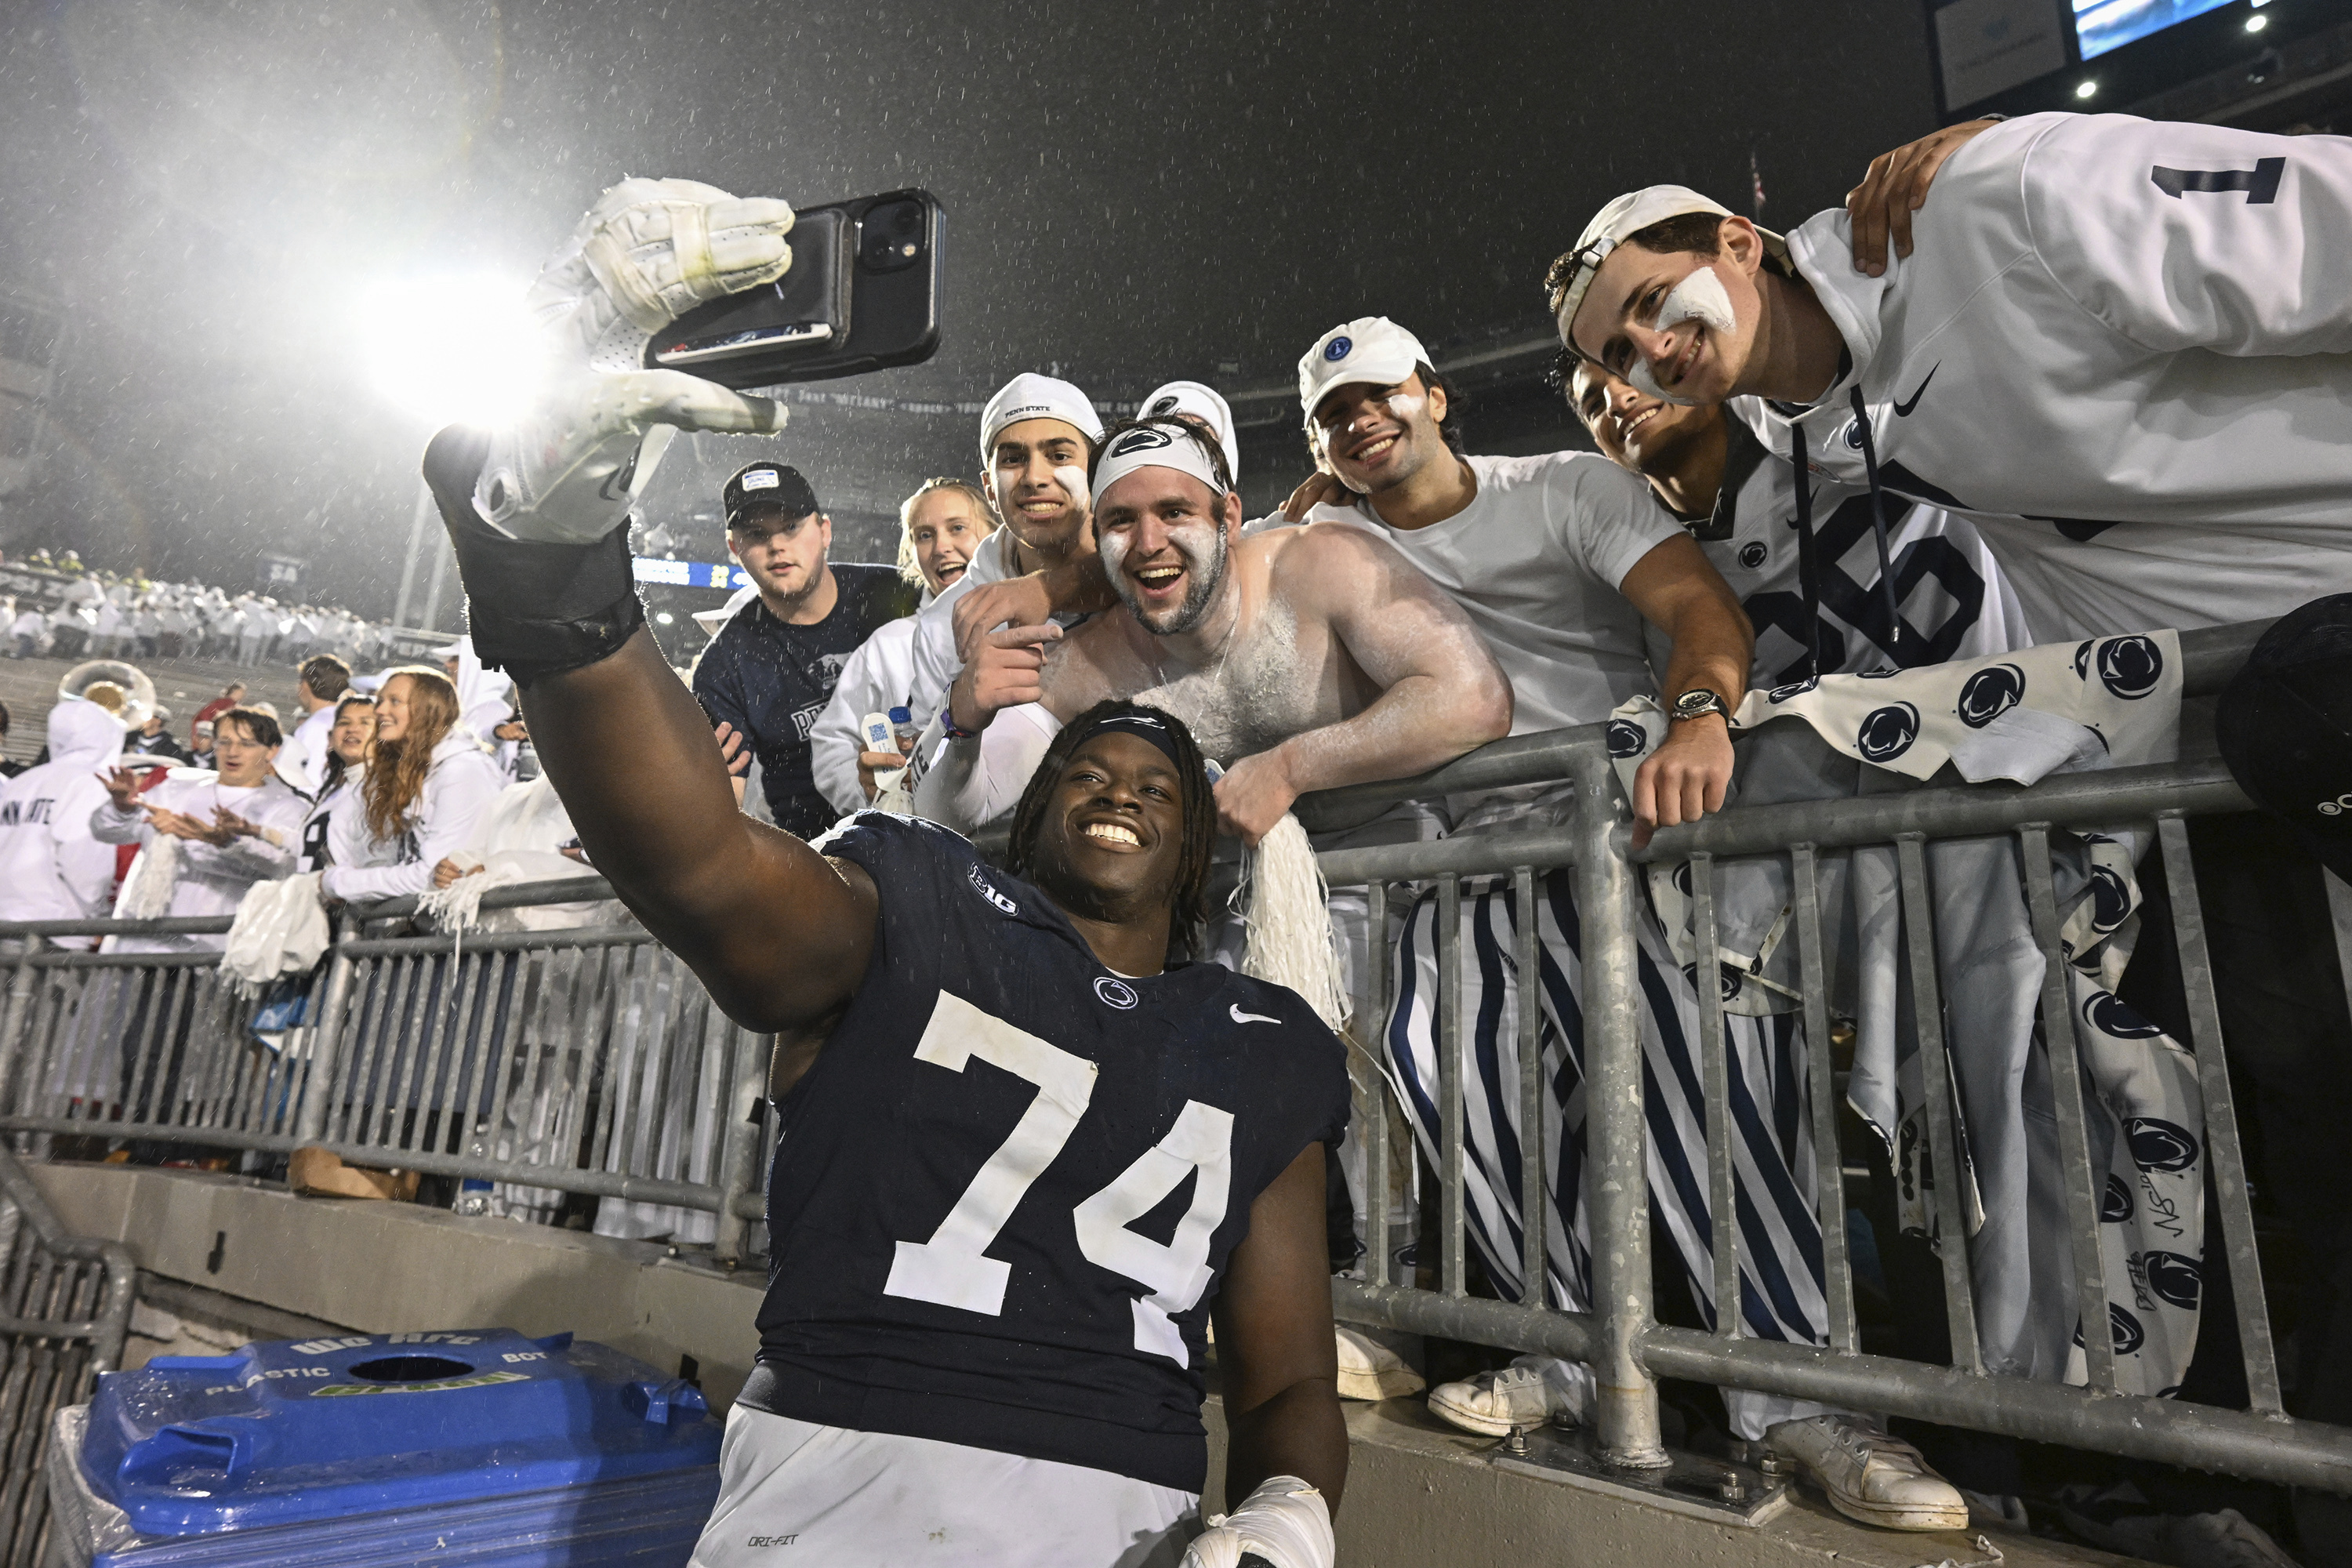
[30, 1160, 766, 1409]
[35, 1163, 2149, 1567]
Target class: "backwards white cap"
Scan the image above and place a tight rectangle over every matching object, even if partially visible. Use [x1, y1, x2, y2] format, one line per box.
[1091, 419, 1230, 510]
[1298, 317, 1431, 430]
[1135, 380, 1239, 484]
[1548, 184, 1784, 341]
[979, 372, 1103, 470]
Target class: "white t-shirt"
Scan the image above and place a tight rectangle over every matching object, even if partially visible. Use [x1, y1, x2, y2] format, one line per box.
[278, 703, 338, 796]
[1307, 450, 1681, 734]
[1753, 112, 2352, 636]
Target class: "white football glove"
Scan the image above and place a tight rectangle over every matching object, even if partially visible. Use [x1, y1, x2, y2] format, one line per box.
[475, 177, 798, 546]
[1181, 1476, 1334, 1568]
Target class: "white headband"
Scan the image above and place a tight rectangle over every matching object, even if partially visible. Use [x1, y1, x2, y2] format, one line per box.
[1090, 421, 1229, 510]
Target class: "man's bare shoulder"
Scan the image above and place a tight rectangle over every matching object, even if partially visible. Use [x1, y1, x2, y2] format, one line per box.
[1254, 517, 1431, 607]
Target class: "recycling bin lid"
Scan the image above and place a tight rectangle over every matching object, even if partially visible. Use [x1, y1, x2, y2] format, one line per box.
[82, 1328, 720, 1536]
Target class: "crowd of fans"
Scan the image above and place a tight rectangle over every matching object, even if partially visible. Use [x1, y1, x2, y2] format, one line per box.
[5, 113, 2351, 1563]
[2, 546, 402, 669]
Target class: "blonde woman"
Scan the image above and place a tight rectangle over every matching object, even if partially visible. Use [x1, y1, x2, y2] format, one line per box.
[808, 477, 996, 814]
[321, 666, 500, 903]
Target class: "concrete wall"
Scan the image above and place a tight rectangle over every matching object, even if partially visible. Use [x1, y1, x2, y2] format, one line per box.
[34, 1163, 2147, 1568]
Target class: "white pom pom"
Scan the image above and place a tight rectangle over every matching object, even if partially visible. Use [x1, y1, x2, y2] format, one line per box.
[1232, 813, 1348, 1033]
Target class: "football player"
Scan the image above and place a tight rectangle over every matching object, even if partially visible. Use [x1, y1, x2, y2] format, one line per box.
[423, 178, 1350, 1568]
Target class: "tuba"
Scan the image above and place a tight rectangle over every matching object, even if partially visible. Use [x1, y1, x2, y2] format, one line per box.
[58, 659, 158, 729]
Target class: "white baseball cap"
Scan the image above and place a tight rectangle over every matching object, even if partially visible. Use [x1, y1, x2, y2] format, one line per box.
[1135, 380, 1239, 483]
[1298, 318, 1432, 429]
[979, 373, 1103, 470]
[1548, 184, 1784, 342]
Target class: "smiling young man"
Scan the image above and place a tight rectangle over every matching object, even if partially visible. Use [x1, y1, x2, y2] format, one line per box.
[898, 373, 1106, 732]
[1566, 361, 2027, 684]
[419, 177, 1353, 1566]
[1552, 113, 2352, 642]
[912, 414, 1512, 845]
[691, 461, 909, 837]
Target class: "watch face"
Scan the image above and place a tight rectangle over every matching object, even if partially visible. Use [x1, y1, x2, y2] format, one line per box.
[1675, 690, 1723, 717]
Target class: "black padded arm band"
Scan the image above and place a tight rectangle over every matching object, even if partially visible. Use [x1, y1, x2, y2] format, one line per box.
[420, 425, 646, 688]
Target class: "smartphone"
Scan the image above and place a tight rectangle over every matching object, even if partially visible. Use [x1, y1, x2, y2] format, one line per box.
[649, 209, 851, 371]
[648, 189, 943, 387]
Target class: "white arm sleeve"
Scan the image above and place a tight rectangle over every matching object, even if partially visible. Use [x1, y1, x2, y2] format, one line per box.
[89, 801, 146, 847]
[2018, 113, 2352, 358]
[909, 703, 1062, 833]
[809, 618, 916, 815]
[902, 579, 974, 732]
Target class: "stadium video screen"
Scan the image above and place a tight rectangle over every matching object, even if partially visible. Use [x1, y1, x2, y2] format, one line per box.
[2071, 0, 2234, 60]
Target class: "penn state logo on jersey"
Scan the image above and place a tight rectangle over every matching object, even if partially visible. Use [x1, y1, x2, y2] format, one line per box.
[1956, 664, 2025, 729]
[1855, 702, 1920, 762]
[1093, 975, 1139, 1010]
[1768, 676, 1819, 704]
[1737, 540, 1768, 570]
[1106, 426, 1174, 460]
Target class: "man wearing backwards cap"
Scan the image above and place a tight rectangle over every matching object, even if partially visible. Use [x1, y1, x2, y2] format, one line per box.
[419, 175, 1352, 1568]
[914, 412, 1512, 847]
[691, 460, 909, 837]
[898, 372, 1105, 733]
[1552, 113, 2352, 644]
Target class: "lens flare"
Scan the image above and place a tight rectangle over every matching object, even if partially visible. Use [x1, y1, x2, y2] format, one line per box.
[358, 274, 545, 426]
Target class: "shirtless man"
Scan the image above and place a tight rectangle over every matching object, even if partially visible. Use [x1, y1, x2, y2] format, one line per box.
[916, 416, 1512, 843]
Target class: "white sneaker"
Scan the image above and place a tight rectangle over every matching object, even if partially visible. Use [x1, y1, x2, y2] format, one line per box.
[1766, 1414, 1969, 1532]
[1426, 1356, 1582, 1437]
[1334, 1327, 1425, 1402]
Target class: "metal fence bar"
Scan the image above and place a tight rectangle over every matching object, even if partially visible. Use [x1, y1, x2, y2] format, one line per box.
[1571, 742, 1668, 1469]
[2017, 825, 2120, 1392]
[1790, 845, 1857, 1355]
[2156, 813, 2284, 1414]
[1513, 866, 1544, 1308]
[1437, 875, 1466, 1300]
[1364, 879, 1391, 1290]
[1689, 854, 1739, 1339]
[1893, 833, 1984, 1375]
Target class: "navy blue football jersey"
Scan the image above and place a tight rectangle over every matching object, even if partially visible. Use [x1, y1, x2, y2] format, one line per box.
[739, 812, 1350, 1492]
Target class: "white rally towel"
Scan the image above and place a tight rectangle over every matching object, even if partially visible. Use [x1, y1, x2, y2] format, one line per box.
[219, 873, 331, 996]
[1230, 812, 1349, 1033]
[1731, 630, 2183, 784]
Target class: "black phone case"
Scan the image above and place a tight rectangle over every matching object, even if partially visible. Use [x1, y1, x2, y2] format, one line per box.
[647, 188, 943, 389]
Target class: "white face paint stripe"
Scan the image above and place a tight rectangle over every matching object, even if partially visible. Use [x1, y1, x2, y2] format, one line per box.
[1627, 266, 1737, 407]
[1051, 464, 1091, 512]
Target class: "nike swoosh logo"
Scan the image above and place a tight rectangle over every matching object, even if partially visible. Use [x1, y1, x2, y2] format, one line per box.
[1891, 364, 1938, 418]
[1229, 1004, 1279, 1025]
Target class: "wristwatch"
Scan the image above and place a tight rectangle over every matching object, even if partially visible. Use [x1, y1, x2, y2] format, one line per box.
[1670, 688, 1730, 724]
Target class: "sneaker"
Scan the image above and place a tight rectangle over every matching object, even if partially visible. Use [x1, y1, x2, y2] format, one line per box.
[1766, 1414, 1968, 1532]
[1427, 1356, 1581, 1437]
[1334, 1327, 1424, 1402]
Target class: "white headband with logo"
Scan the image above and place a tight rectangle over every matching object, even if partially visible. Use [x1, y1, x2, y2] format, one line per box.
[1091, 420, 1229, 507]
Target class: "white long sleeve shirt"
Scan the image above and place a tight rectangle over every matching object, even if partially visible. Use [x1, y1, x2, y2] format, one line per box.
[1751, 112, 2352, 636]
[277, 702, 338, 796]
[809, 612, 923, 816]
[92, 771, 310, 953]
[0, 699, 126, 951]
[902, 529, 1022, 731]
[319, 731, 503, 902]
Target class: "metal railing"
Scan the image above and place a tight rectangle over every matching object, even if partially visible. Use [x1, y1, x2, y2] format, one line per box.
[4, 617, 2347, 1495]
[0, 1143, 135, 1566]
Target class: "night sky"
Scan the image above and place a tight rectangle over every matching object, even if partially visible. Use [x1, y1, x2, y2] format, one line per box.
[0, 1, 1944, 619]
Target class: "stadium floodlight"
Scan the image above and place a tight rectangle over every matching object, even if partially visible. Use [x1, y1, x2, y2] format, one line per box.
[2074, 78, 2100, 98]
[360, 274, 545, 426]
[2245, 13, 2267, 30]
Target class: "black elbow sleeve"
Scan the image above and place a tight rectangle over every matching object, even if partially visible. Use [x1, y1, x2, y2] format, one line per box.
[421, 425, 646, 688]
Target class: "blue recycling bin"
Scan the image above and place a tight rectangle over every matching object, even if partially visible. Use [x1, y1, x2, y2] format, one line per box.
[52, 1328, 723, 1567]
